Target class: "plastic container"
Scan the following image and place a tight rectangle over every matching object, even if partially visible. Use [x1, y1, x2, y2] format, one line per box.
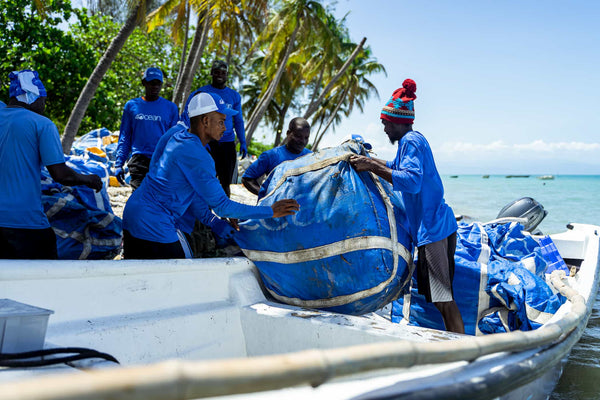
[0, 299, 54, 353]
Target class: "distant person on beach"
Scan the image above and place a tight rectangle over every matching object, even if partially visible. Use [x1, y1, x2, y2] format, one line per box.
[349, 79, 464, 334]
[180, 60, 246, 197]
[122, 92, 299, 260]
[242, 117, 312, 196]
[114, 67, 178, 190]
[0, 70, 102, 259]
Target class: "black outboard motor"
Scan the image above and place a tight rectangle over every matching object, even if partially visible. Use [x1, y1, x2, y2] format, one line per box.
[496, 197, 548, 233]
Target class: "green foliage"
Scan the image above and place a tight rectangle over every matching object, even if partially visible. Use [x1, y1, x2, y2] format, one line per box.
[70, 13, 184, 132]
[0, 0, 94, 131]
[247, 140, 273, 157]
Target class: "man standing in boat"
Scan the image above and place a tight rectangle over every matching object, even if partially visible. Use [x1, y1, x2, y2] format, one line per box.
[349, 79, 464, 334]
[122, 92, 299, 259]
[242, 117, 312, 197]
[0, 70, 102, 259]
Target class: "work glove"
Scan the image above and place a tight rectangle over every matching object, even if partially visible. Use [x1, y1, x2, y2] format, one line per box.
[114, 166, 125, 185]
[239, 142, 248, 159]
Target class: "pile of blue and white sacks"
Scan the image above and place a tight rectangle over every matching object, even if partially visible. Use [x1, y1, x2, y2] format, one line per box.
[392, 221, 569, 334]
[41, 128, 123, 259]
[235, 140, 414, 315]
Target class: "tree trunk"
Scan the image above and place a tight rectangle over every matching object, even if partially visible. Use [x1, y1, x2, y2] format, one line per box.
[172, 12, 210, 108]
[312, 85, 349, 150]
[303, 37, 366, 120]
[173, 0, 190, 96]
[245, 24, 299, 144]
[273, 100, 291, 147]
[61, 1, 144, 153]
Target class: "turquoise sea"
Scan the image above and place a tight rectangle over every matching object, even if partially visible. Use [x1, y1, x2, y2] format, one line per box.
[442, 175, 600, 399]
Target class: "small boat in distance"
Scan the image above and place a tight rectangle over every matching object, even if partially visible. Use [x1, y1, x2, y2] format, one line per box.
[538, 175, 555, 180]
[450, 175, 458, 178]
[482, 175, 490, 179]
[506, 175, 530, 178]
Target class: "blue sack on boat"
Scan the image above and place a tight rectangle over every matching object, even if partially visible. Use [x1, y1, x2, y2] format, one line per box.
[41, 155, 122, 260]
[392, 221, 565, 334]
[235, 141, 414, 315]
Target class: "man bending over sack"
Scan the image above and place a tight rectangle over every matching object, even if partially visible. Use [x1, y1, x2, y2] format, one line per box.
[122, 92, 299, 259]
[0, 70, 102, 259]
[242, 117, 312, 196]
[349, 79, 464, 334]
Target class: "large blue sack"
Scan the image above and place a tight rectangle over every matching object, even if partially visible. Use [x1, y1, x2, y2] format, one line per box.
[392, 221, 565, 334]
[41, 155, 123, 260]
[235, 141, 414, 315]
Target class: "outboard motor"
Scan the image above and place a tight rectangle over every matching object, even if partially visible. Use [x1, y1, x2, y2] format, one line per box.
[496, 197, 548, 233]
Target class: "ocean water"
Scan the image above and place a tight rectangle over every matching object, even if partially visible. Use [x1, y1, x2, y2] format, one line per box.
[441, 175, 600, 399]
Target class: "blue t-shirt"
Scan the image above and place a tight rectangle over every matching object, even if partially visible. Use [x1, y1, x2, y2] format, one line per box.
[0, 107, 65, 228]
[180, 85, 245, 144]
[243, 146, 312, 180]
[387, 131, 457, 247]
[123, 124, 272, 243]
[115, 96, 179, 168]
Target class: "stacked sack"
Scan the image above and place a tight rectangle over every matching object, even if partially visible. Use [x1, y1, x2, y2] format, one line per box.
[235, 140, 414, 315]
[392, 221, 566, 335]
[41, 140, 123, 259]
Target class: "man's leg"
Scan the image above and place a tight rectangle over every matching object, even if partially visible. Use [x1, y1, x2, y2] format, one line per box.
[209, 141, 236, 197]
[0, 226, 58, 259]
[417, 233, 464, 334]
[127, 154, 151, 191]
[122, 230, 185, 259]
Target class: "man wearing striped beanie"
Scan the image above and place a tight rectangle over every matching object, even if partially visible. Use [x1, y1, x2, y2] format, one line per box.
[349, 79, 464, 333]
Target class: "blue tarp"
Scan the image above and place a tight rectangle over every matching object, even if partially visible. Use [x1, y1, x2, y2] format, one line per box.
[392, 221, 566, 335]
[71, 128, 129, 183]
[41, 155, 122, 260]
[235, 141, 414, 315]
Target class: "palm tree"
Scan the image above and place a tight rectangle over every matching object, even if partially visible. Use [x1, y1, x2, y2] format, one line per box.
[244, 0, 331, 144]
[61, 0, 149, 153]
[311, 47, 385, 150]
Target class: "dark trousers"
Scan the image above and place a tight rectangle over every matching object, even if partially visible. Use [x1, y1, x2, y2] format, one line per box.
[208, 140, 237, 197]
[122, 230, 185, 260]
[127, 154, 151, 191]
[0, 226, 58, 259]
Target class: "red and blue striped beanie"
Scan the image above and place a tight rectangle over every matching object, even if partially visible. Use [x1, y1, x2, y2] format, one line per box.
[381, 79, 417, 124]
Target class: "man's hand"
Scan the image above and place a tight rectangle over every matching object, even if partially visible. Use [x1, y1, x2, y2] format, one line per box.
[227, 218, 240, 231]
[349, 155, 375, 172]
[271, 199, 300, 218]
[239, 142, 248, 159]
[114, 166, 125, 185]
[85, 174, 103, 192]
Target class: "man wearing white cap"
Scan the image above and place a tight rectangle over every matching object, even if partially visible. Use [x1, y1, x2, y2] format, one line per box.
[0, 70, 103, 259]
[122, 92, 299, 259]
[114, 67, 179, 190]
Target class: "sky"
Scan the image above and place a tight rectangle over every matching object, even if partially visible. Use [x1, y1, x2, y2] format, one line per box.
[313, 0, 600, 175]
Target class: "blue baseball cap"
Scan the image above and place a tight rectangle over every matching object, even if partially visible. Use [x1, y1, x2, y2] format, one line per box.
[8, 70, 47, 104]
[143, 67, 163, 82]
[188, 92, 238, 118]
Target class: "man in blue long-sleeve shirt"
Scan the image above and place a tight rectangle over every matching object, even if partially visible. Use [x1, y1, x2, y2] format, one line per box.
[114, 67, 178, 190]
[349, 79, 464, 334]
[180, 60, 246, 197]
[122, 92, 299, 259]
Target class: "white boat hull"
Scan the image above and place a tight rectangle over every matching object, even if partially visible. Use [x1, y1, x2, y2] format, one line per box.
[0, 224, 598, 400]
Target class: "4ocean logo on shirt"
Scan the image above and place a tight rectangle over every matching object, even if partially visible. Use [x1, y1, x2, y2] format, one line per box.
[134, 113, 162, 121]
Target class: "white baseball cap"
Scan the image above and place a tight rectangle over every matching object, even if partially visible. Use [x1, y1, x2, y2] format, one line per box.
[188, 92, 238, 118]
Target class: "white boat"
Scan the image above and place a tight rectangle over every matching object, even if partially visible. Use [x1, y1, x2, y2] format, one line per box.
[0, 223, 598, 400]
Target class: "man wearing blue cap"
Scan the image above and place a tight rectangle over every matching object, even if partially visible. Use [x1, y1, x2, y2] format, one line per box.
[0, 70, 102, 259]
[180, 60, 246, 197]
[114, 67, 179, 190]
[242, 117, 312, 197]
[122, 92, 299, 259]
